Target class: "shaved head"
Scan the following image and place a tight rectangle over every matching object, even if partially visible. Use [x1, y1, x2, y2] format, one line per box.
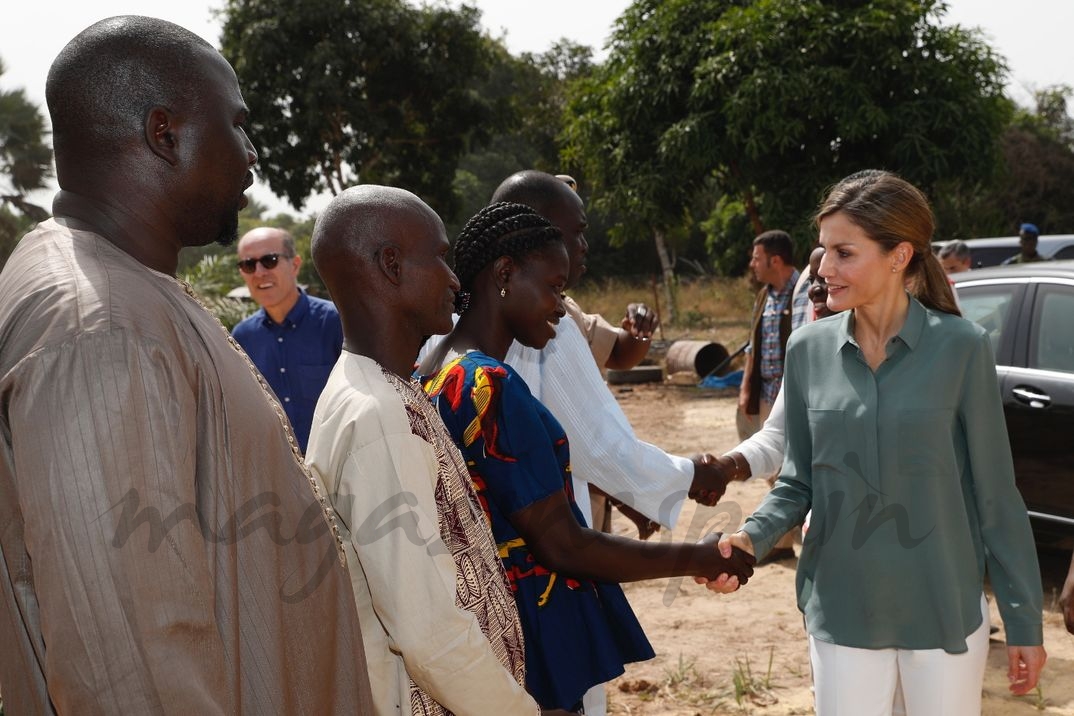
[312, 185, 438, 287]
[312, 185, 458, 364]
[491, 170, 578, 217]
[491, 170, 589, 288]
[47, 16, 216, 175]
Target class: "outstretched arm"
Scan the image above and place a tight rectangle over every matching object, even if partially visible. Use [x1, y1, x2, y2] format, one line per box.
[509, 490, 754, 585]
[516, 320, 694, 528]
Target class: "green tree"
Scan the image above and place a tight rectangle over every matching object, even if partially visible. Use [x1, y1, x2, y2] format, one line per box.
[933, 86, 1074, 239]
[563, 0, 721, 317]
[991, 86, 1074, 235]
[563, 0, 1009, 292]
[0, 58, 53, 269]
[450, 38, 595, 237]
[219, 0, 500, 221]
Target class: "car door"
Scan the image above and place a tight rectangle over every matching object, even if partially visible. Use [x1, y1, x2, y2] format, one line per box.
[1000, 279, 1074, 528]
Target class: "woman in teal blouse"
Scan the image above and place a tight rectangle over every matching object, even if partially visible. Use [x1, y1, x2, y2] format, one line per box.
[716, 170, 1046, 715]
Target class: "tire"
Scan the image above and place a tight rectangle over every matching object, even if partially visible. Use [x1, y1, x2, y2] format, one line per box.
[606, 366, 664, 385]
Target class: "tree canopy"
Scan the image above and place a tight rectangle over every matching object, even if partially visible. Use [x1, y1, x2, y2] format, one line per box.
[990, 87, 1074, 236]
[562, 0, 1010, 267]
[0, 58, 53, 270]
[219, 0, 499, 220]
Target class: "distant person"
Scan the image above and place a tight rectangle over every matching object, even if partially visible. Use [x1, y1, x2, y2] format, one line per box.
[232, 226, 342, 451]
[798, 245, 828, 325]
[423, 201, 755, 713]
[1002, 223, 1047, 264]
[735, 230, 805, 561]
[555, 173, 579, 192]
[714, 170, 1045, 715]
[0, 16, 371, 712]
[738, 230, 806, 441]
[306, 186, 537, 715]
[938, 240, 972, 273]
[712, 248, 838, 488]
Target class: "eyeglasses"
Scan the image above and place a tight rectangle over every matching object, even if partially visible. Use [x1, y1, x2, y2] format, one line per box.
[237, 253, 290, 274]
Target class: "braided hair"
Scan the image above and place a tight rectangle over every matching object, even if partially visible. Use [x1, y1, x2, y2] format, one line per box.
[452, 202, 563, 314]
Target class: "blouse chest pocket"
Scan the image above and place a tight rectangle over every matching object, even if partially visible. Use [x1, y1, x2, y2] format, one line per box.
[807, 408, 847, 473]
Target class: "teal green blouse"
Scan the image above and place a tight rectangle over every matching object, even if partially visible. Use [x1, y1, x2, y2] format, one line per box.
[742, 297, 1043, 652]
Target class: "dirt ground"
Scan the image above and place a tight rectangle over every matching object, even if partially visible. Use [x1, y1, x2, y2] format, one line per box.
[599, 381, 1074, 715]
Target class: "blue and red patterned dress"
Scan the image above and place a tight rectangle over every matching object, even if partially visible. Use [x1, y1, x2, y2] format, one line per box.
[423, 351, 654, 711]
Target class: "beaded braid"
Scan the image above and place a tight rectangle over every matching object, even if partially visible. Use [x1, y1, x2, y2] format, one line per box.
[453, 202, 562, 314]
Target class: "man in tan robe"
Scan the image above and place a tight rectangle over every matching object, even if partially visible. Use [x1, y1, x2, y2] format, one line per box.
[306, 185, 537, 715]
[0, 17, 372, 713]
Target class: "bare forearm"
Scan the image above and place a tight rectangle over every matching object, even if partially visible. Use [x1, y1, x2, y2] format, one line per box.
[527, 509, 748, 583]
[513, 492, 754, 584]
[605, 329, 651, 370]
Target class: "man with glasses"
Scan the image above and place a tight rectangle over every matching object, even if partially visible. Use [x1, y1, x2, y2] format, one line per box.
[233, 226, 342, 451]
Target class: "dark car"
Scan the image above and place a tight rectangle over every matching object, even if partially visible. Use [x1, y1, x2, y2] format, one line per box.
[952, 261, 1074, 545]
[935, 235, 1074, 269]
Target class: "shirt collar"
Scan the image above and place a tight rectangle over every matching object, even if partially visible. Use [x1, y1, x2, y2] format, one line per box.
[261, 289, 309, 328]
[836, 293, 926, 355]
[768, 270, 800, 299]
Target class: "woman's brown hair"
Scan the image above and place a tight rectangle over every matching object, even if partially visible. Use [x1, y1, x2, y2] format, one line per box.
[815, 170, 961, 317]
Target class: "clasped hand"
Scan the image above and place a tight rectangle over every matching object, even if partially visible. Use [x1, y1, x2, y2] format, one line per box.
[695, 531, 755, 593]
[689, 453, 740, 506]
[697, 532, 755, 588]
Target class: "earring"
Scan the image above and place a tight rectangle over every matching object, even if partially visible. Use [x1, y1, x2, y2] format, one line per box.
[500, 287, 507, 298]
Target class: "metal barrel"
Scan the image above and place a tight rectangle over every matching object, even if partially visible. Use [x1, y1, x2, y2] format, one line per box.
[665, 340, 731, 377]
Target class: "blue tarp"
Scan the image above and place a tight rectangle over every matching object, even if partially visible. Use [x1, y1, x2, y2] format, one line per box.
[698, 369, 743, 389]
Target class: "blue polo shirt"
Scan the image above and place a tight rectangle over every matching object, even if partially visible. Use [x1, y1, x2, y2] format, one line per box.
[232, 291, 342, 452]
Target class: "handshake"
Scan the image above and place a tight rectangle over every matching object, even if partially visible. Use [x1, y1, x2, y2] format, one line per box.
[689, 453, 751, 507]
[695, 531, 756, 587]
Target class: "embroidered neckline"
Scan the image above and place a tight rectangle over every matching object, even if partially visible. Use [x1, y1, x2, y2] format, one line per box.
[174, 278, 346, 566]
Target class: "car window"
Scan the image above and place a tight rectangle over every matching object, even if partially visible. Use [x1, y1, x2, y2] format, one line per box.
[1053, 245, 1074, 260]
[956, 284, 1016, 357]
[971, 247, 1019, 268]
[1031, 284, 1074, 374]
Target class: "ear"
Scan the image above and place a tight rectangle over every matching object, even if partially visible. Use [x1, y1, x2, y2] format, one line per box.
[492, 255, 514, 292]
[145, 106, 180, 165]
[892, 241, 914, 271]
[377, 244, 403, 286]
[291, 254, 302, 275]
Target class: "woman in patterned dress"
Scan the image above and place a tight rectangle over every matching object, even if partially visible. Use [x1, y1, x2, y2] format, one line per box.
[422, 202, 755, 713]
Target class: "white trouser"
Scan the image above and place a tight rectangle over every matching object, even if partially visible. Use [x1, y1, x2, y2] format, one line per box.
[581, 683, 606, 715]
[809, 594, 990, 716]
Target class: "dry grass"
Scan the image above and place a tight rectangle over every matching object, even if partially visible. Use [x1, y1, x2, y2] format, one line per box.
[569, 276, 758, 350]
